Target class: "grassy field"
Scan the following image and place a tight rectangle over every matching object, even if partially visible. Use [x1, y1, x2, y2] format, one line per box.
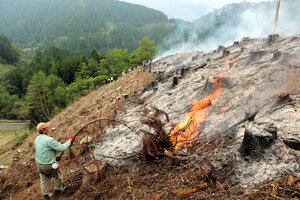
[0, 130, 33, 166]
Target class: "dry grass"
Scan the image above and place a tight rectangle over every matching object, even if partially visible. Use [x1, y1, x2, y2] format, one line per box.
[0, 130, 33, 166]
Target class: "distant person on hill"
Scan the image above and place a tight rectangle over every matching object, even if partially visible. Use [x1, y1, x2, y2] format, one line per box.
[122, 71, 125, 77]
[34, 122, 75, 200]
[142, 60, 145, 71]
[148, 61, 152, 72]
[113, 74, 118, 81]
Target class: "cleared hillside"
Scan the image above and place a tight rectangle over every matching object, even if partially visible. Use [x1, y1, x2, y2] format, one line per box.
[0, 34, 299, 200]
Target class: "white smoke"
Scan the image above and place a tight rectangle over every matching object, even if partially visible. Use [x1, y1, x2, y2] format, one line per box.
[158, 0, 300, 56]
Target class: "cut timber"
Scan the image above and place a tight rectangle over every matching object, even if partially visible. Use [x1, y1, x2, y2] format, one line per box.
[172, 75, 182, 88]
[266, 34, 280, 45]
[221, 49, 230, 58]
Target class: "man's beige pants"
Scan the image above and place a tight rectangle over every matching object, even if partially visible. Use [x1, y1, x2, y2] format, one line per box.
[37, 163, 63, 195]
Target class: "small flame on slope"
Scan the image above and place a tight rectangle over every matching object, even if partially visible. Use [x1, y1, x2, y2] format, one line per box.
[167, 56, 235, 152]
[168, 77, 226, 150]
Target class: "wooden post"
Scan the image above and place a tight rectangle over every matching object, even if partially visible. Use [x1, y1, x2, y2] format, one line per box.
[98, 110, 103, 137]
[88, 145, 100, 172]
[273, 0, 281, 34]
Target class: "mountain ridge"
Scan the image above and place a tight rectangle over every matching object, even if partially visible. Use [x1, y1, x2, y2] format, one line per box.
[0, 0, 173, 54]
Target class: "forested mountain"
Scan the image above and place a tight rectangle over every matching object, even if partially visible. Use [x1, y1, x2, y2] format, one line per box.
[0, 0, 173, 54]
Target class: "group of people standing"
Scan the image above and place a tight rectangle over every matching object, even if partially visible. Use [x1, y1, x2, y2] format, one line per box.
[105, 74, 118, 84]
[100, 60, 153, 88]
[142, 60, 152, 72]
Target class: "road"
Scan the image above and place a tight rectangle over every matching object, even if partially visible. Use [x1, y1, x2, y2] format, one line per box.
[0, 122, 28, 130]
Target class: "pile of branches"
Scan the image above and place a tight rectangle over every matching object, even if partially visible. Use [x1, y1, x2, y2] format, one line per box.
[140, 106, 171, 160]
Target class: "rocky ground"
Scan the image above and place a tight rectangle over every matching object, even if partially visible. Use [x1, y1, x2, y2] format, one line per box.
[0, 34, 299, 199]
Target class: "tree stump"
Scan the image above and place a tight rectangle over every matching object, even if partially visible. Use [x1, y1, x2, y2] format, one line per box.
[82, 160, 107, 186]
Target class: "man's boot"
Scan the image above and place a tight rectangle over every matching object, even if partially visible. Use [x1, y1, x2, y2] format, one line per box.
[54, 190, 61, 197]
[43, 194, 52, 200]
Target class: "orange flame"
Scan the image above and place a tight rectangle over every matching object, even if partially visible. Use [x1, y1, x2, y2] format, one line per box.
[168, 77, 226, 151]
[166, 54, 236, 153]
[221, 107, 226, 114]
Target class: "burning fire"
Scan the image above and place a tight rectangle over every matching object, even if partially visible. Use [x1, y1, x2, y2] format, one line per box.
[168, 77, 226, 150]
[167, 57, 235, 152]
[221, 107, 226, 114]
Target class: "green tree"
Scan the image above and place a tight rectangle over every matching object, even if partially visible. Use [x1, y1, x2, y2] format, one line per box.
[132, 37, 156, 64]
[76, 58, 100, 79]
[0, 85, 19, 119]
[5, 62, 33, 98]
[51, 56, 77, 84]
[101, 48, 130, 76]
[46, 74, 66, 114]
[65, 78, 94, 102]
[25, 71, 51, 123]
[25, 71, 69, 124]
[0, 34, 20, 64]
[90, 48, 104, 63]
[54, 86, 67, 109]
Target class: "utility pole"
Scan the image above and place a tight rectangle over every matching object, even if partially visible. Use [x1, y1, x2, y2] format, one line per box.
[273, 0, 281, 34]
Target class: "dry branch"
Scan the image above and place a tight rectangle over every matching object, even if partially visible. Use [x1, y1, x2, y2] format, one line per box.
[73, 118, 139, 137]
[178, 183, 208, 198]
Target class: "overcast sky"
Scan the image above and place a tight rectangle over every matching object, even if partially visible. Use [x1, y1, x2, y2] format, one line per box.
[121, 0, 272, 21]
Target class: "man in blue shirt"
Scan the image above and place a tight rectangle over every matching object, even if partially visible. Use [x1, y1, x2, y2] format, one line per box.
[35, 122, 75, 200]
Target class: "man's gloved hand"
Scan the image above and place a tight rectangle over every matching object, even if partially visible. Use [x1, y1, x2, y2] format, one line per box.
[56, 156, 61, 162]
[69, 136, 75, 143]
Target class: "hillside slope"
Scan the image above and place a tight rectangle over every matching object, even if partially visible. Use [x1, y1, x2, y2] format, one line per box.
[0, 0, 173, 53]
[1, 34, 299, 199]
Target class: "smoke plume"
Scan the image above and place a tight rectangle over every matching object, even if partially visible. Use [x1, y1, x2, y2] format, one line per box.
[158, 0, 300, 56]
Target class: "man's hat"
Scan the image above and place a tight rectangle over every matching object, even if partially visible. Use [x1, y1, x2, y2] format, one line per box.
[36, 122, 51, 133]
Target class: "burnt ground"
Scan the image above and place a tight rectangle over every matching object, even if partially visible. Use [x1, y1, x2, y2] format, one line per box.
[0, 35, 300, 200]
